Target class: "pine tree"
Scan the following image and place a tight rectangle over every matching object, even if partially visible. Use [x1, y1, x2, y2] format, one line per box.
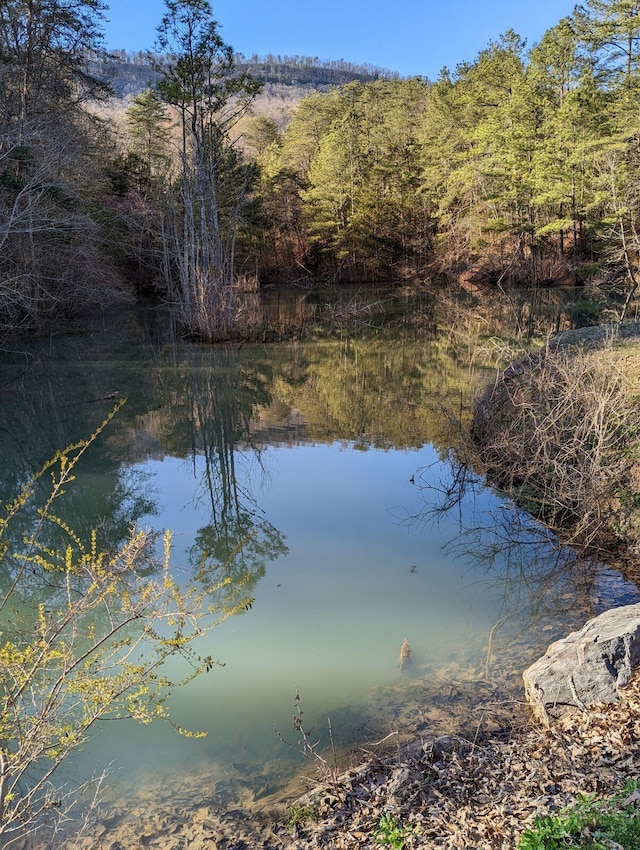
[126, 88, 172, 186]
[527, 18, 602, 274]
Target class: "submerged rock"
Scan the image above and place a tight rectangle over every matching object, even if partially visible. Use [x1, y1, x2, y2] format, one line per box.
[523, 602, 640, 722]
[397, 638, 411, 670]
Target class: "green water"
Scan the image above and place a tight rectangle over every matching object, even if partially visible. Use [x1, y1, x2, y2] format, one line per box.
[0, 297, 631, 825]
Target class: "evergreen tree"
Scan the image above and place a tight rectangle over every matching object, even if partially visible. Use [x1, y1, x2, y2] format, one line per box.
[126, 88, 172, 186]
[420, 33, 537, 282]
[527, 19, 601, 274]
[574, 0, 640, 306]
[266, 80, 429, 280]
[254, 89, 344, 278]
[576, 0, 640, 85]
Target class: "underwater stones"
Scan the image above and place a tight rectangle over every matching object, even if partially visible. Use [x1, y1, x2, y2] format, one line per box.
[523, 602, 640, 722]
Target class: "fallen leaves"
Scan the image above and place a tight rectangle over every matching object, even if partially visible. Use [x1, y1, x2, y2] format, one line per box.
[271, 674, 640, 849]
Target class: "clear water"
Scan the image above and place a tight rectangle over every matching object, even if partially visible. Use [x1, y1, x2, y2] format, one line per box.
[86, 445, 502, 775]
[0, 298, 627, 822]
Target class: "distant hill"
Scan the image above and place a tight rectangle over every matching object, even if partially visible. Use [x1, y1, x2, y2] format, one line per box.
[94, 50, 402, 99]
[235, 54, 400, 88]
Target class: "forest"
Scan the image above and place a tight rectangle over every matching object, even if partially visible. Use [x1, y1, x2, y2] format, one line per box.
[1, 0, 640, 340]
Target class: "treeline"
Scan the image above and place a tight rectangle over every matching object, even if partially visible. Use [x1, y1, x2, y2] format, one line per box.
[234, 54, 399, 87]
[253, 4, 640, 297]
[251, 79, 431, 283]
[94, 51, 395, 98]
[2, 0, 640, 342]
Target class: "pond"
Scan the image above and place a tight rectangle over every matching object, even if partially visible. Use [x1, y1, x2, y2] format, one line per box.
[1, 289, 638, 838]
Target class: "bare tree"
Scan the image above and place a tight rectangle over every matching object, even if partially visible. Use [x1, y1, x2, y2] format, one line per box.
[0, 0, 126, 333]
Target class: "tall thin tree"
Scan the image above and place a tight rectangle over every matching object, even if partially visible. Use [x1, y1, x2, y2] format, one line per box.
[156, 0, 260, 340]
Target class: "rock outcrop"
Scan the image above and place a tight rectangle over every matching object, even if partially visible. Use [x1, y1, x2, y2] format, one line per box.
[523, 602, 640, 722]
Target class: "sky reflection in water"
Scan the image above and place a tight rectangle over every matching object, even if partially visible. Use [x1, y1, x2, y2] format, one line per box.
[84, 438, 573, 788]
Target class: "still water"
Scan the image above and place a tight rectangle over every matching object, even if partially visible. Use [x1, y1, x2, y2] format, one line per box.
[1, 294, 635, 821]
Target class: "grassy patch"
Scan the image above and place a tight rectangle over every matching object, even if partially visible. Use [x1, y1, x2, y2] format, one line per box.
[374, 811, 416, 848]
[287, 801, 319, 829]
[518, 781, 640, 849]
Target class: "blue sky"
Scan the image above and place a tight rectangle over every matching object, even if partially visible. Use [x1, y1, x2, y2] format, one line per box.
[103, 0, 578, 79]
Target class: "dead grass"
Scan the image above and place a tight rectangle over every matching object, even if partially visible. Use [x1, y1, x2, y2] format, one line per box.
[614, 342, 640, 398]
[472, 325, 640, 558]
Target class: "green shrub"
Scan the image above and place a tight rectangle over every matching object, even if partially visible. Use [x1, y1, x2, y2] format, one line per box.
[518, 782, 640, 849]
[375, 811, 415, 848]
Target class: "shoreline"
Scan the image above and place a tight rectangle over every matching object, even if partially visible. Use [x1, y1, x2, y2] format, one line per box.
[273, 676, 640, 849]
[20, 320, 640, 849]
[63, 674, 640, 850]
[472, 321, 640, 568]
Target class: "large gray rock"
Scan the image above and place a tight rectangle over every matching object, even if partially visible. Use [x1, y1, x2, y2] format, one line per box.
[523, 602, 640, 723]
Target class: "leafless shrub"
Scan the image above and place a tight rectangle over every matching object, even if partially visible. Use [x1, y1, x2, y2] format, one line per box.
[0, 120, 132, 334]
[472, 333, 640, 553]
[234, 272, 260, 292]
[318, 293, 391, 327]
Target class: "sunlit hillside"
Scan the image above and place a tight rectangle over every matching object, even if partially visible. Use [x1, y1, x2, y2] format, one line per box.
[93, 51, 403, 128]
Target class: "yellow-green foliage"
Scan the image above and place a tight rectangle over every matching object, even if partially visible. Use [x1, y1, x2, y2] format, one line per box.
[0, 405, 228, 842]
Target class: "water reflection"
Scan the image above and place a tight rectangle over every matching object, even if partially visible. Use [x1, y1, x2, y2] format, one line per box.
[405, 453, 639, 659]
[0, 294, 637, 844]
[167, 348, 289, 607]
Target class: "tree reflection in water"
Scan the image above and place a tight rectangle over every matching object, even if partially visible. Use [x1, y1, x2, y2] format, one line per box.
[173, 347, 288, 610]
[399, 452, 630, 659]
